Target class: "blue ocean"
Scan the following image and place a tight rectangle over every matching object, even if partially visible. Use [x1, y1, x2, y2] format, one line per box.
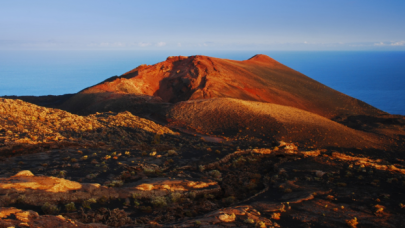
[0, 50, 404, 115]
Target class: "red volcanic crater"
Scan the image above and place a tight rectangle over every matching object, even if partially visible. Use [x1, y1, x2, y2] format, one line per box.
[63, 54, 383, 119]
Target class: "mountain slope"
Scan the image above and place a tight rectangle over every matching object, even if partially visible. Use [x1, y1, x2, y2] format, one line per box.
[165, 98, 387, 149]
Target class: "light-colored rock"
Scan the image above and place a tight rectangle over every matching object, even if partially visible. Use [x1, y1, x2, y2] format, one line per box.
[15, 210, 39, 222]
[315, 170, 326, 177]
[218, 213, 236, 222]
[81, 183, 101, 193]
[0, 171, 82, 193]
[135, 183, 154, 191]
[129, 178, 218, 192]
[0, 207, 22, 218]
[13, 170, 34, 177]
[0, 207, 107, 228]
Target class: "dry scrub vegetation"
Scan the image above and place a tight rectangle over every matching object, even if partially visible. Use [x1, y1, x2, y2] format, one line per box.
[0, 98, 175, 157]
[1, 98, 405, 228]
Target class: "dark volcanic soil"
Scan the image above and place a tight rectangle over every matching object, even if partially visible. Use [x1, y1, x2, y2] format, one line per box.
[1, 98, 405, 228]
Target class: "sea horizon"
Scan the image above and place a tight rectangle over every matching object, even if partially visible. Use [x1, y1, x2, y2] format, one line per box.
[1, 50, 404, 115]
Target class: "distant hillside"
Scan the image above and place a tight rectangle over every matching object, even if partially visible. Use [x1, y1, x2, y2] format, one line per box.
[165, 98, 387, 149]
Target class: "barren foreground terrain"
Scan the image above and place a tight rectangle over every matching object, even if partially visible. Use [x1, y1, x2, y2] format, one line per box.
[1, 55, 405, 228]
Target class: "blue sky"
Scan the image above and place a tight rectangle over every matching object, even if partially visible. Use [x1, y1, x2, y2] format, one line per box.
[1, 0, 404, 51]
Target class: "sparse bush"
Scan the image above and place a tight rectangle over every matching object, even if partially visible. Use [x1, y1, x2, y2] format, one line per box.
[141, 206, 152, 213]
[57, 170, 66, 178]
[151, 196, 167, 208]
[82, 198, 97, 209]
[387, 178, 398, 183]
[209, 170, 221, 178]
[244, 218, 255, 224]
[42, 202, 60, 214]
[133, 199, 140, 206]
[108, 180, 123, 187]
[170, 192, 182, 203]
[184, 210, 193, 217]
[98, 196, 108, 204]
[16, 194, 26, 204]
[0, 194, 13, 206]
[65, 202, 77, 212]
[143, 168, 155, 174]
[233, 157, 246, 167]
[247, 180, 258, 190]
[152, 134, 160, 144]
[223, 196, 236, 204]
[86, 173, 97, 179]
[204, 194, 215, 199]
[167, 150, 178, 156]
[123, 198, 130, 206]
[188, 191, 197, 199]
[132, 193, 141, 199]
[283, 188, 292, 193]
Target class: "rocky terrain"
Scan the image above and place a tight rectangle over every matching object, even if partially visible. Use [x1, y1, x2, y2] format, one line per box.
[1, 54, 405, 227]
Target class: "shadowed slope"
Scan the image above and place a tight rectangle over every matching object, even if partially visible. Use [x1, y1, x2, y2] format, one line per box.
[165, 98, 387, 149]
[0, 98, 175, 156]
[60, 54, 383, 118]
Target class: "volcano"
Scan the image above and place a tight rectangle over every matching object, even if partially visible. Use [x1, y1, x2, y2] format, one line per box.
[60, 54, 383, 119]
[55, 54, 400, 150]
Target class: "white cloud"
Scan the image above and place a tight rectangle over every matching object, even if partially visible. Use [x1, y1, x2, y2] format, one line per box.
[139, 42, 151, 47]
[156, 42, 166, 47]
[391, 41, 405, 46]
[374, 42, 385, 46]
[374, 41, 405, 46]
[112, 42, 125, 47]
